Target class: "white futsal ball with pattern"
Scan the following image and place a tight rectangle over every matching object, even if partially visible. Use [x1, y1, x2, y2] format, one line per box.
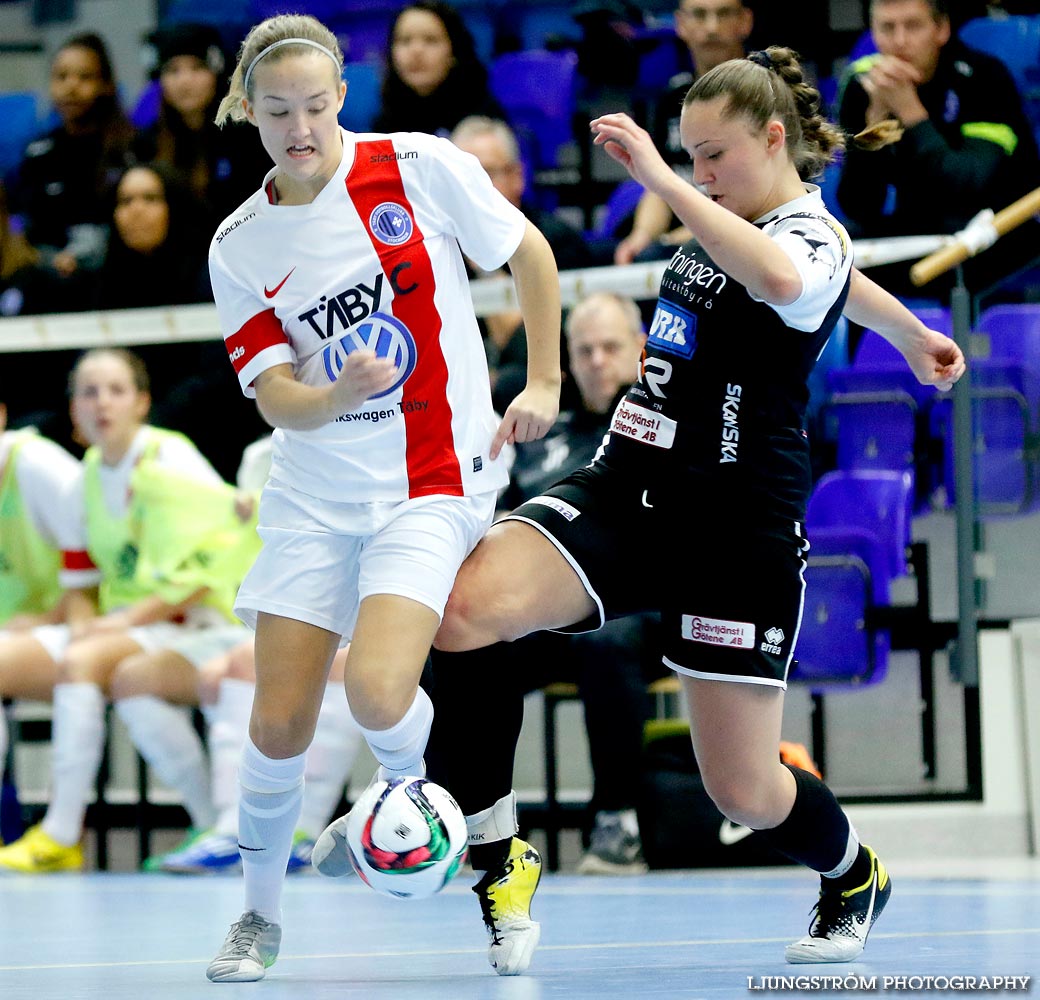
[346, 776, 468, 899]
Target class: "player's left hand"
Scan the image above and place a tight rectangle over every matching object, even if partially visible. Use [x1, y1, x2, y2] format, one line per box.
[907, 328, 966, 391]
[490, 383, 560, 460]
[590, 112, 672, 194]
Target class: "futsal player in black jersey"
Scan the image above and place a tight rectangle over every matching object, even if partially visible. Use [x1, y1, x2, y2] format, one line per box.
[317, 45, 966, 970]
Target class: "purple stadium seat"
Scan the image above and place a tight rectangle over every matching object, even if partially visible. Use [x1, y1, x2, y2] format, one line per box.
[489, 49, 579, 172]
[929, 304, 1040, 514]
[807, 469, 913, 582]
[790, 469, 914, 687]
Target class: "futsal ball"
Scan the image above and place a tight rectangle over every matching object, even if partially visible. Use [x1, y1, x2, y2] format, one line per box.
[345, 776, 468, 899]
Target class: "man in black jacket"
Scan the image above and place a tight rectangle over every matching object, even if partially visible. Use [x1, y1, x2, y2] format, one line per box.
[835, 0, 1040, 298]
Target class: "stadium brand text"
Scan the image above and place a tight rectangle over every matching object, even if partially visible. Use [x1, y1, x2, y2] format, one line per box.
[215, 212, 256, 243]
[370, 151, 418, 163]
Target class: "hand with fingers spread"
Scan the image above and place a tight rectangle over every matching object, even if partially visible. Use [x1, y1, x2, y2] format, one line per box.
[590, 113, 676, 196]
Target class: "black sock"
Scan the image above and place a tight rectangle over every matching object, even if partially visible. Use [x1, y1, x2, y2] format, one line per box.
[470, 838, 512, 874]
[760, 764, 857, 875]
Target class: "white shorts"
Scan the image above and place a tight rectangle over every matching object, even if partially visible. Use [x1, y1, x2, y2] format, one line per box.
[162, 623, 253, 670]
[235, 479, 498, 642]
[28, 621, 194, 665]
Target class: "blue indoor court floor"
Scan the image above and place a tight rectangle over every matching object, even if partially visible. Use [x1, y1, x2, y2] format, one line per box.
[1, 859, 1038, 999]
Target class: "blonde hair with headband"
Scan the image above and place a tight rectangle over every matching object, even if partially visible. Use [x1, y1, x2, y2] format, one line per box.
[215, 13, 343, 126]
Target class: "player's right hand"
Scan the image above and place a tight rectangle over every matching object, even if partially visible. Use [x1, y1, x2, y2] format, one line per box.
[330, 350, 399, 412]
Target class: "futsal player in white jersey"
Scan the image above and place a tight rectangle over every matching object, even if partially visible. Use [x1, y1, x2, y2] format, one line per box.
[204, 14, 561, 983]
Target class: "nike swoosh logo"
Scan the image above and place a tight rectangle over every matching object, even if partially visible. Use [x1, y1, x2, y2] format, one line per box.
[718, 819, 754, 846]
[264, 266, 296, 298]
[852, 879, 878, 932]
[237, 844, 265, 852]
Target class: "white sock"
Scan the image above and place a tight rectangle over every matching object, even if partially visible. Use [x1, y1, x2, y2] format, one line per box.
[115, 696, 216, 830]
[208, 678, 255, 836]
[359, 686, 433, 779]
[239, 737, 305, 924]
[42, 682, 106, 846]
[297, 683, 363, 838]
[466, 791, 519, 860]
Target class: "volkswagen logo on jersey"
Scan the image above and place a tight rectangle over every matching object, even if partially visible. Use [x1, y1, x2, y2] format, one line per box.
[369, 202, 413, 246]
[321, 311, 416, 398]
[648, 301, 697, 359]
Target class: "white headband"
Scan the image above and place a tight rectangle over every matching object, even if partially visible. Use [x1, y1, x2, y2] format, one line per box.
[243, 37, 340, 92]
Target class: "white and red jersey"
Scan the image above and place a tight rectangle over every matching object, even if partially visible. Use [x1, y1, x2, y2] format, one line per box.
[0, 430, 97, 589]
[208, 128, 527, 503]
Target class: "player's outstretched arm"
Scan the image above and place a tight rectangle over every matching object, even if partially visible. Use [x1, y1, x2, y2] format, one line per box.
[845, 268, 966, 391]
[490, 221, 562, 460]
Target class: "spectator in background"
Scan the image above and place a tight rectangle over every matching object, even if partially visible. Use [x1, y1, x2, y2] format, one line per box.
[9, 32, 133, 296]
[92, 162, 259, 482]
[1, 178, 85, 455]
[0, 180, 62, 318]
[450, 115, 591, 411]
[835, 0, 1040, 299]
[133, 23, 270, 230]
[614, 0, 753, 265]
[93, 162, 211, 311]
[373, 1, 508, 137]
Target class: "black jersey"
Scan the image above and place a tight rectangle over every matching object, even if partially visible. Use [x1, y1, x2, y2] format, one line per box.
[600, 187, 852, 521]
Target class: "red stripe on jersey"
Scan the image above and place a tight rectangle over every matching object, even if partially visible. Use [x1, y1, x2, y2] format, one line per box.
[62, 549, 96, 571]
[346, 139, 463, 498]
[226, 308, 287, 375]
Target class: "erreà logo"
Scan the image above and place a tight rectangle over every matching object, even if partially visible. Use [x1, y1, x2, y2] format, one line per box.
[369, 202, 412, 246]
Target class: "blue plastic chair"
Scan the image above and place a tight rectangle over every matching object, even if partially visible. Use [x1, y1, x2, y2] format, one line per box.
[959, 15, 1040, 133]
[807, 469, 914, 583]
[489, 49, 579, 172]
[822, 323, 944, 505]
[506, 4, 581, 52]
[790, 469, 914, 687]
[130, 80, 162, 131]
[976, 303, 1040, 376]
[0, 92, 39, 183]
[928, 304, 1040, 514]
[585, 177, 643, 240]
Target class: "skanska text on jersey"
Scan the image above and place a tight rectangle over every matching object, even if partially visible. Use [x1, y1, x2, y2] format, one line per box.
[334, 398, 429, 423]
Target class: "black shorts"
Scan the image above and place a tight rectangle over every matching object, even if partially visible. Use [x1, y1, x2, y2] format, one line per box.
[504, 462, 809, 688]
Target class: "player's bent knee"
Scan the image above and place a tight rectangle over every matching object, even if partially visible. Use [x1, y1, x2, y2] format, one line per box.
[108, 652, 157, 700]
[700, 775, 777, 830]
